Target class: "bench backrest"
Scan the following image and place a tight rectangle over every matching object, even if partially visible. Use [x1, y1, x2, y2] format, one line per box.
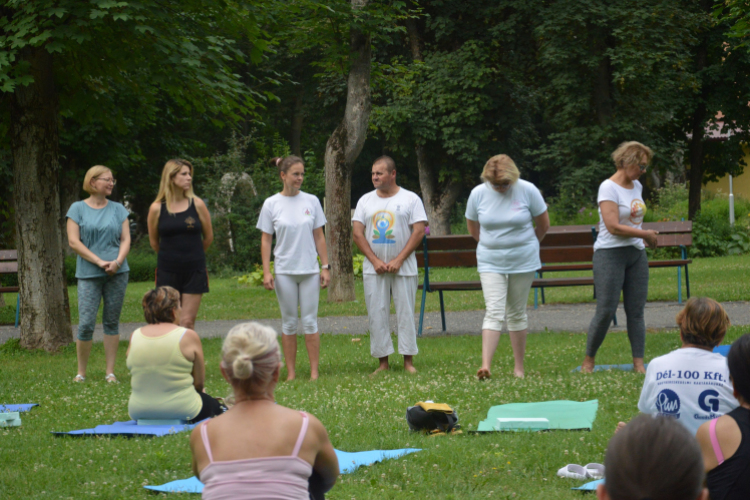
[415, 221, 692, 269]
[0, 250, 18, 275]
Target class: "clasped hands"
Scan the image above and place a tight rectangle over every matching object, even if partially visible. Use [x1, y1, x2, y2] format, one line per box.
[373, 257, 404, 275]
[98, 260, 120, 275]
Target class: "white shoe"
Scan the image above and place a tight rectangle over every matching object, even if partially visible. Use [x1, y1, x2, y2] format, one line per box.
[584, 463, 605, 479]
[557, 464, 588, 480]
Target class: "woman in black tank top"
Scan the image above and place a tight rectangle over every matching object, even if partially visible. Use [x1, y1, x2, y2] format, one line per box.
[147, 159, 214, 330]
[698, 334, 750, 500]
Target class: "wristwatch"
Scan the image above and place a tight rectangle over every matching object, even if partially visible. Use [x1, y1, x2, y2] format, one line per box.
[321, 264, 330, 270]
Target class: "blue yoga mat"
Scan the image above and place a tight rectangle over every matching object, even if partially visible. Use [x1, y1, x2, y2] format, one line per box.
[53, 419, 200, 437]
[572, 478, 604, 491]
[145, 448, 422, 493]
[573, 346, 731, 373]
[0, 404, 38, 412]
[714, 345, 731, 357]
[571, 364, 648, 373]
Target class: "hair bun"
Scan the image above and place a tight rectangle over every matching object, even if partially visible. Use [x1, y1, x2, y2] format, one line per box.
[232, 355, 254, 380]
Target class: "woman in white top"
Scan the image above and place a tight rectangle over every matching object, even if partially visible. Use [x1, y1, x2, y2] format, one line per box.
[256, 156, 330, 381]
[466, 155, 549, 379]
[581, 142, 659, 374]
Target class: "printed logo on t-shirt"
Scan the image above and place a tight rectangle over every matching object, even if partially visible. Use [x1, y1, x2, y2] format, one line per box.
[655, 389, 681, 419]
[695, 389, 722, 421]
[511, 199, 523, 212]
[185, 217, 196, 229]
[371, 211, 395, 244]
[630, 199, 646, 224]
[304, 208, 312, 217]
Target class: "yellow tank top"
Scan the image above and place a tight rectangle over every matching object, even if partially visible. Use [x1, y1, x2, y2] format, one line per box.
[127, 326, 202, 420]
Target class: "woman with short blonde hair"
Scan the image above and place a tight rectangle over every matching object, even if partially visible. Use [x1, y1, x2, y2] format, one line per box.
[581, 141, 658, 373]
[147, 159, 213, 331]
[190, 322, 339, 500]
[66, 165, 131, 383]
[466, 154, 550, 379]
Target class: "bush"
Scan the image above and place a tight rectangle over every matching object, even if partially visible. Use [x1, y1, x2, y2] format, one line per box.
[64, 250, 156, 284]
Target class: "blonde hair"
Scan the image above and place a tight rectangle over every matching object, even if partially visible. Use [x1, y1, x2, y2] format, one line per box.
[480, 155, 520, 185]
[221, 322, 281, 401]
[611, 141, 654, 169]
[83, 165, 112, 195]
[154, 159, 196, 214]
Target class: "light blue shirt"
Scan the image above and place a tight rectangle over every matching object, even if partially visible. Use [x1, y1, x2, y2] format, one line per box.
[66, 200, 130, 279]
[465, 180, 547, 274]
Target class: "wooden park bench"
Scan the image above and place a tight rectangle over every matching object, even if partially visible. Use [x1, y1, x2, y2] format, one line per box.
[416, 221, 692, 336]
[0, 249, 20, 327]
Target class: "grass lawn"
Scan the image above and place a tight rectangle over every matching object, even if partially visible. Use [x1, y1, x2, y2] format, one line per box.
[1, 325, 748, 499]
[2, 254, 749, 325]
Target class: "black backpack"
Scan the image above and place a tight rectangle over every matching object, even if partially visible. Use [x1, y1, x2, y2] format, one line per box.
[406, 402, 460, 433]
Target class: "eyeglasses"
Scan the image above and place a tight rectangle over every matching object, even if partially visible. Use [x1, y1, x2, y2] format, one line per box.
[638, 164, 647, 172]
[97, 177, 117, 185]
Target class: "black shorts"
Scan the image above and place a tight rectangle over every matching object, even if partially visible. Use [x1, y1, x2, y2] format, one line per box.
[156, 268, 209, 295]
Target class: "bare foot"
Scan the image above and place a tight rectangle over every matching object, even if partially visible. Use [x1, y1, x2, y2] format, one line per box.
[581, 356, 596, 374]
[513, 370, 525, 379]
[404, 364, 417, 374]
[476, 367, 491, 380]
[310, 372, 319, 381]
[632, 358, 646, 374]
[370, 364, 389, 377]
[286, 373, 296, 382]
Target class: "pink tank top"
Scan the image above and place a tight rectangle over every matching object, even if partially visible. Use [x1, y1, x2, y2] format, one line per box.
[199, 412, 313, 500]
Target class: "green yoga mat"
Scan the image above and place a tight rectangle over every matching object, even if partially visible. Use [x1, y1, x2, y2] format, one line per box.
[476, 400, 599, 432]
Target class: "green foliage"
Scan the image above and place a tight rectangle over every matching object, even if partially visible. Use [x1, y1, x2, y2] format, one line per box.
[63, 251, 156, 284]
[237, 262, 274, 287]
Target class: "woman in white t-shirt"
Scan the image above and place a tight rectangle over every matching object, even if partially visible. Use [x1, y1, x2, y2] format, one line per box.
[581, 142, 659, 374]
[466, 155, 549, 379]
[256, 156, 330, 381]
[621, 297, 738, 436]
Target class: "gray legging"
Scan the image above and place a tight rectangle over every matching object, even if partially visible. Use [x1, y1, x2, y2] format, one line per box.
[586, 246, 649, 358]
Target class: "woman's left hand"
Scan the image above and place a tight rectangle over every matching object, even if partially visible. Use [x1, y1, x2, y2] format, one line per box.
[320, 269, 330, 289]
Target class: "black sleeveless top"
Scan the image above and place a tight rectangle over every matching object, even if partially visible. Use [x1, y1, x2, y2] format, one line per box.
[707, 407, 750, 500]
[157, 201, 205, 273]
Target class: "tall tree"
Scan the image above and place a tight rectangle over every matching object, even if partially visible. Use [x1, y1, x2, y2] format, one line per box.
[0, 1, 269, 350]
[323, 0, 372, 302]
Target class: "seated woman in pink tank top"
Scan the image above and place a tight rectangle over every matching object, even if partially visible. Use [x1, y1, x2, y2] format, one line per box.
[190, 322, 339, 500]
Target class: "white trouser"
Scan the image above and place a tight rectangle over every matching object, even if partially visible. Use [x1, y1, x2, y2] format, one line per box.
[363, 274, 418, 358]
[274, 273, 320, 335]
[479, 271, 535, 332]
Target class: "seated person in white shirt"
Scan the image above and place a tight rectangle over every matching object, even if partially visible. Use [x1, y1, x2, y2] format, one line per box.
[619, 297, 738, 435]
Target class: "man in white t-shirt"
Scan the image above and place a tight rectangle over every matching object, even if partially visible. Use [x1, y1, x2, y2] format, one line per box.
[352, 156, 428, 375]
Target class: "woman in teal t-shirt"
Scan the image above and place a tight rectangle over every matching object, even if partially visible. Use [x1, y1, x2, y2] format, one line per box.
[66, 165, 131, 383]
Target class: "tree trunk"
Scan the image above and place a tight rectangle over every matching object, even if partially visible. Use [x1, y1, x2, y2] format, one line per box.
[324, 0, 372, 302]
[9, 46, 73, 351]
[59, 158, 80, 256]
[290, 89, 304, 157]
[415, 145, 461, 236]
[688, 38, 709, 220]
[405, 16, 460, 235]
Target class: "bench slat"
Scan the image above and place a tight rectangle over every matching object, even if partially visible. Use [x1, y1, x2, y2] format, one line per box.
[644, 221, 692, 233]
[418, 277, 595, 291]
[656, 234, 692, 247]
[0, 250, 18, 261]
[0, 262, 19, 273]
[648, 259, 692, 267]
[540, 246, 594, 263]
[541, 232, 594, 246]
[0, 287, 19, 293]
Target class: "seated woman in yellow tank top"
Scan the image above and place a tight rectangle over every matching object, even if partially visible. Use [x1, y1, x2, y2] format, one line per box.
[126, 286, 225, 423]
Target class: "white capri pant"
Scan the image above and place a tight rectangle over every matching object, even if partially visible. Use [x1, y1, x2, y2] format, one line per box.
[363, 274, 418, 358]
[480, 271, 535, 332]
[274, 273, 320, 335]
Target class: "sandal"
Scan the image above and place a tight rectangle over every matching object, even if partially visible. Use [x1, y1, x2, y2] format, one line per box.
[105, 373, 118, 383]
[73, 375, 86, 383]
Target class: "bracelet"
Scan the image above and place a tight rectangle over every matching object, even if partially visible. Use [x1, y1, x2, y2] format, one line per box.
[115, 260, 121, 269]
[321, 264, 330, 270]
